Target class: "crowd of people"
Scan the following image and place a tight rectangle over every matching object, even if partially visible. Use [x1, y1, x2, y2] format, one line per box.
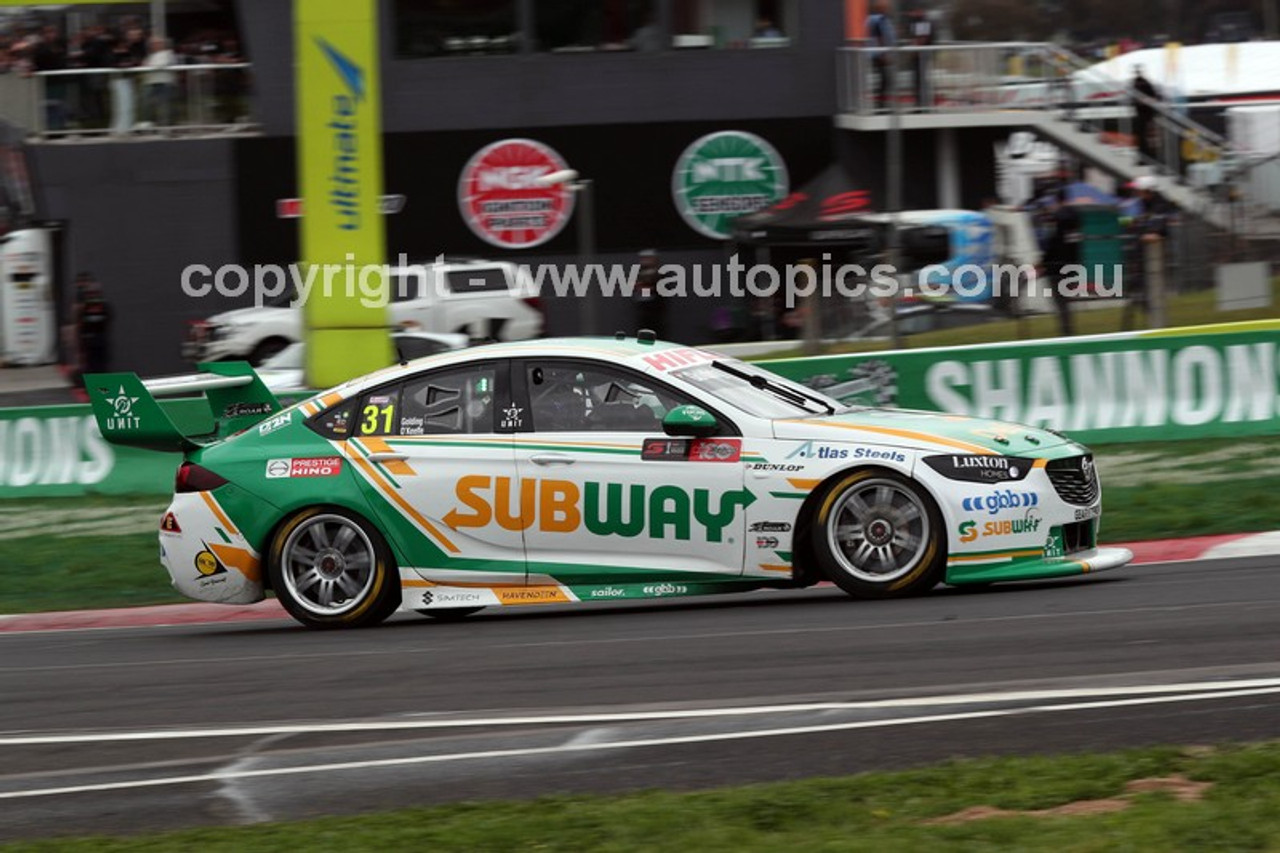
[0, 19, 247, 133]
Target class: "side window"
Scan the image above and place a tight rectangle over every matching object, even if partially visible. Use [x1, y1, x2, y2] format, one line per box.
[526, 362, 687, 433]
[398, 365, 497, 435]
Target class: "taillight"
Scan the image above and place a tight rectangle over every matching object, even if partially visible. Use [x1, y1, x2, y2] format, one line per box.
[175, 462, 229, 493]
[186, 320, 209, 343]
[522, 296, 544, 314]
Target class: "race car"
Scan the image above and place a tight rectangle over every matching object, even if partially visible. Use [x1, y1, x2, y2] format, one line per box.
[86, 336, 1131, 629]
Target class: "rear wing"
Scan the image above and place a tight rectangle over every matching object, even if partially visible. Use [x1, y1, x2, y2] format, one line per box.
[85, 362, 282, 452]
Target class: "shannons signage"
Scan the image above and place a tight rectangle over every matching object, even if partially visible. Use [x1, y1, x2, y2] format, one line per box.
[0, 402, 200, 497]
[762, 322, 1280, 443]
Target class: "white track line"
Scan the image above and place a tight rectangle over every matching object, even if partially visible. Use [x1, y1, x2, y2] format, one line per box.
[2, 684, 1279, 801]
[3, 677, 1280, 746]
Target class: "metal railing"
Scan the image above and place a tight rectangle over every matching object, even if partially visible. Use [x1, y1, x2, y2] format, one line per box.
[13, 63, 254, 138]
[838, 42, 1234, 181]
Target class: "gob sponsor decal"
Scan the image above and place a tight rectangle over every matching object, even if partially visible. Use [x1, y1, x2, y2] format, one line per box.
[265, 457, 343, 479]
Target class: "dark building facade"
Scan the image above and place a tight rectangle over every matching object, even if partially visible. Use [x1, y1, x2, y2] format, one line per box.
[26, 0, 990, 374]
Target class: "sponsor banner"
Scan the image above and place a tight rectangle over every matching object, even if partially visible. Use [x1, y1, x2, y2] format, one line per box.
[0, 402, 188, 498]
[761, 321, 1280, 444]
[672, 131, 789, 239]
[296, 0, 392, 387]
[458, 138, 575, 249]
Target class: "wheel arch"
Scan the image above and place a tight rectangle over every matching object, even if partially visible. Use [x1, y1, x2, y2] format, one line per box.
[260, 500, 399, 592]
[790, 463, 950, 585]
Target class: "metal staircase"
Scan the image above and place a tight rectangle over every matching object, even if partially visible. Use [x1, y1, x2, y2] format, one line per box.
[837, 41, 1240, 231]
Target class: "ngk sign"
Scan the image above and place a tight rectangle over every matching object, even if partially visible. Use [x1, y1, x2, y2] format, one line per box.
[458, 139, 575, 249]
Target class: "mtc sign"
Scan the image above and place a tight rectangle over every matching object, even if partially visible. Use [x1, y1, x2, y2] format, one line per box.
[672, 130, 789, 239]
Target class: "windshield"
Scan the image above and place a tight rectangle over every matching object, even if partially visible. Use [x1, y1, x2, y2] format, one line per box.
[672, 360, 844, 419]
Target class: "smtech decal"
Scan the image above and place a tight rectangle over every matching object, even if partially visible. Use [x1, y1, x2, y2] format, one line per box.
[443, 476, 756, 542]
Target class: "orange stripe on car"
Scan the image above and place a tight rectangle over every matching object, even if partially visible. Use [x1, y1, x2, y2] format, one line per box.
[208, 543, 261, 583]
[947, 549, 1043, 564]
[799, 420, 996, 456]
[785, 478, 821, 491]
[354, 437, 417, 477]
[344, 450, 460, 554]
[320, 392, 343, 408]
[199, 492, 239, 536]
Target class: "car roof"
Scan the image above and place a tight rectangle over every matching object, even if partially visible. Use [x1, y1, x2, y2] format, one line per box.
[307, 337, 713, 406]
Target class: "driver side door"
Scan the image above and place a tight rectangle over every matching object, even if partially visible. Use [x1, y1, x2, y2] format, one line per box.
[512, 358, 750, 584]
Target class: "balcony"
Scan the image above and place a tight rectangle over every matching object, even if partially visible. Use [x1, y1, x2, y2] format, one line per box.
[0, 63, 257, 140]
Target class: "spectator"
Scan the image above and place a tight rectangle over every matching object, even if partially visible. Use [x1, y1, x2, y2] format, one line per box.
[74, 273, 112, 380]
[142, 36, 177, 128]
[1132, 66, 1161, 163]
[866, 0, 896, 110]
[109, 30, 141, 134]
[754, 17, 783, 38]
[634, 249, 666, 338]
[212, 36, 246, 124]
[1121, 180, 1172, 330]
[1041, 188, 1081, 337]
[32, 26, 68, 130]
[908, 9, 934, 110]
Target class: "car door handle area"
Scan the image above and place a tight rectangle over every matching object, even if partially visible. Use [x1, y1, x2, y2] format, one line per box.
[529, 453, 576, 466]
[366, 452, 409, 463]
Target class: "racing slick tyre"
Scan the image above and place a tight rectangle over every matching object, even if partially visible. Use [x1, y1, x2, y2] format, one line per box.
[415, 607, 485, 621]
[268, 507, 401, 629]
[248, 338, 289, 366]
[811, 469, 945, 599]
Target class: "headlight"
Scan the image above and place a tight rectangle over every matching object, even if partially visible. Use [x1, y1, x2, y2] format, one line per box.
[923, 455, 1034, 483]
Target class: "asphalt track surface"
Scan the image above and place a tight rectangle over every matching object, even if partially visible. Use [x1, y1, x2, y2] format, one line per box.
[2, 556, 1279, 841]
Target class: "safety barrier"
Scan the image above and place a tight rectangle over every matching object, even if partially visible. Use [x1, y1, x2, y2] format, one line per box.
[2, 320, 1277, 497]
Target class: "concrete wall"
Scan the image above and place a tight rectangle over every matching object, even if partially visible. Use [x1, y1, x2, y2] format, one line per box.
[31, 140, 244, 375]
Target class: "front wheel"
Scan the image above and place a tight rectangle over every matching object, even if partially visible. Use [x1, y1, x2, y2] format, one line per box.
[268, 508, 401, 629]
[811, 470, 945, 599]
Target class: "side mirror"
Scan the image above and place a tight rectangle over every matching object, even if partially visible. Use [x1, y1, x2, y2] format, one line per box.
[663, 404, 718, 438]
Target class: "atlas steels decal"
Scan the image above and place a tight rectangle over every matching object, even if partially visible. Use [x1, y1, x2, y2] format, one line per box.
[458, 138, 576, 249]
[671, 130, 789, 240]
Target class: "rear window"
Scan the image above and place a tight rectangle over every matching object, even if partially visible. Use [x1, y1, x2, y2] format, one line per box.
[444, 268, 510, 294]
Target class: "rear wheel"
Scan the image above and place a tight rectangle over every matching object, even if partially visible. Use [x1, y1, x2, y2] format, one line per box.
[268, 508, 400, 629]
[811, 470, 945, 599]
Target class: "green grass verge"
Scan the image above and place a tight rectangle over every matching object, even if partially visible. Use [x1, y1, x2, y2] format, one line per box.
[757, 281, 1280, 359]
[1, 434, 1276, 615]
[5, 742, 1280, 851]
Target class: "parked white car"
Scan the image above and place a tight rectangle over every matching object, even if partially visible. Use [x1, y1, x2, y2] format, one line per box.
[184, 258, 544, 364]
[255, 331, 469, 393]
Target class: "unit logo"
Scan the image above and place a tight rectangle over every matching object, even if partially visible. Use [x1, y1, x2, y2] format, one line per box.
[445, 476, 755, 542]
[103, 386, 141, 431]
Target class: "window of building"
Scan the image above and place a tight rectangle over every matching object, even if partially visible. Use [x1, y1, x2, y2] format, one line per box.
[394, 0, 520, 58]
[670, 0, 796, 49]
[535, 0, 658, 52]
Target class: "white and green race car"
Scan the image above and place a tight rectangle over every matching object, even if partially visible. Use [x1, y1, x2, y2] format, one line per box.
[87, 337, 1131, 629]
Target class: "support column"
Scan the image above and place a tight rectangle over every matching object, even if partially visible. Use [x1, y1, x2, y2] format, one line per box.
[936, 127, 960, 209]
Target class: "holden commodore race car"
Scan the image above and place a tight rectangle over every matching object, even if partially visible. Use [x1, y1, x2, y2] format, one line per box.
[86, 336, 1131, 629]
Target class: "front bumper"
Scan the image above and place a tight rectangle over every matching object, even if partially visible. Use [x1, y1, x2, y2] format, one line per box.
[945, 546, 1133, 585]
